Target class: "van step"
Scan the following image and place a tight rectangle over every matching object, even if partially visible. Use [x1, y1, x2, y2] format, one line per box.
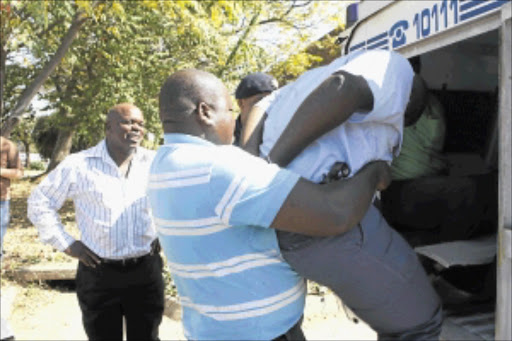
[414, 234, 496, 268]
[441, 305, 495, 341]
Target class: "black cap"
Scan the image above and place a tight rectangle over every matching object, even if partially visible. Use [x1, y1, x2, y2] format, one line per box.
[235, 72, 278, 99]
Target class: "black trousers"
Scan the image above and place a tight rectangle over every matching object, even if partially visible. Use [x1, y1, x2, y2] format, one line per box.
[381, 173, 497, 244]
[76, 252, 165, 341]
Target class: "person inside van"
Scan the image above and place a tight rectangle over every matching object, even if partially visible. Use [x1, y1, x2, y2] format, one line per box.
[380, 73, 497, 245]
[239, 49, 443, 340]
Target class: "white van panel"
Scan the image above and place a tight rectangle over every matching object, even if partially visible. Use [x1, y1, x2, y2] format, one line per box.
[346, 0, 508, 56]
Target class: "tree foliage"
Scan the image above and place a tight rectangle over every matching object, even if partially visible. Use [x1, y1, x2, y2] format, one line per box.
[271, 27, 345, 85]
[2, 0, 344, 168]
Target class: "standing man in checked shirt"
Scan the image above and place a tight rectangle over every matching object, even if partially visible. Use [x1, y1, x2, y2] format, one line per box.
[28, 103, 164, 341]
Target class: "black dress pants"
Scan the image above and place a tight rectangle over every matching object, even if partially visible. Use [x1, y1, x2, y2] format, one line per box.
[76, 253, 165, 341]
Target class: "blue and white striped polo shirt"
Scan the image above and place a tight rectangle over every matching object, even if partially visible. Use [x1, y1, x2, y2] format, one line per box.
[147, 134, 305, 340]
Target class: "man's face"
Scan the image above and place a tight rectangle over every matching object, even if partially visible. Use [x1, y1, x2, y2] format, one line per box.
[209, 89, 235, 145]
[106, 106, 145, 152]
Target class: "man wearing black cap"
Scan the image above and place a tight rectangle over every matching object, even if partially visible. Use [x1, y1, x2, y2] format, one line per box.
[233, 72, 278, 145]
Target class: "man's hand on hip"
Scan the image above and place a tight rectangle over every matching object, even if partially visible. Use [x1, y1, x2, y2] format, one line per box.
[65, 241, 101, 268]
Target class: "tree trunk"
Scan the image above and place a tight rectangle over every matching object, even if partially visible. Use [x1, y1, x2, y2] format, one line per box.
[24, 141, 31, 168]
[0, 11, 88, 137]
[1, 45, 7, 118]
[47, 129, 74, 172]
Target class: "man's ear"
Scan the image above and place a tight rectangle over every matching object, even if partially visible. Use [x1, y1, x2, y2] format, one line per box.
[196, 101, 215, 126]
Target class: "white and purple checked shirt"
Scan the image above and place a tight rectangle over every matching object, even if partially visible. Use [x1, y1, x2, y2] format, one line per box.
[28, 140, 156, 260]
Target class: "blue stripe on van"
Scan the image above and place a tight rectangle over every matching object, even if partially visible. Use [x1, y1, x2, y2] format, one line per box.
[460, 0, 508, 21]
[349, 41, 366, 52]
[367, 39, 388, 50]
[367, 31, 388, 45]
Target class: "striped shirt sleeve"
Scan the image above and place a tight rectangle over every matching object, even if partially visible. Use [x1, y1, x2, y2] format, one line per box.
[27, 157, 78, 251]
[210, 147, 300, 228]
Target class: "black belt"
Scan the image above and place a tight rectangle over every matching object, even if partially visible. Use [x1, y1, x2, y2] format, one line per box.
[100, 239, 160, 267]
[101, 253, 152, 267]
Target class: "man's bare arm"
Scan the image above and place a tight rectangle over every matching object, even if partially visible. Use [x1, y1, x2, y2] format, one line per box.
[0, 142, 23, 179]
[240, 105, 266, 156]
[0, 167, 23, 179]
[271, 161, 390, 236]
[268, 71, 373, 167]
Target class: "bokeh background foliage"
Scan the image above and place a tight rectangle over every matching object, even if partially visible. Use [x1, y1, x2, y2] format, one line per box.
[1, 0, 345, 170]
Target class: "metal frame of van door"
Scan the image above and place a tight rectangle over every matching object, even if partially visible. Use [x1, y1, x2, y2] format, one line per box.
[497, 3, 511, 341]
[342, 2, 511, 339]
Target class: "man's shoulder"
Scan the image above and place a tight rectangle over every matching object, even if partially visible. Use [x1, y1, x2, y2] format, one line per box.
[153, 142, 216, 171]
[345, 49, 407, 73]
[57, 143, 101, 169]
[136, 146, 156, 162]
[216, 145, 264, 165]
[0, 137, 17, 151]
[58, 152, 87, 169]
[155, 143, 266, 176]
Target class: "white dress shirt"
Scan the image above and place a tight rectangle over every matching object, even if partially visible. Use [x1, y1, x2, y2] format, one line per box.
[257, 50, 414, 183]
[28, 140, 156, 259]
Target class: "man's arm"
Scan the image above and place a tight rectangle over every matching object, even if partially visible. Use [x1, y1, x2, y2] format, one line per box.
[240, 105, 266, 156]
[0, 141, 23, 179]
[218, 147, 388, 237]
[27, 160, 100, 267]
[268, 71, 373, 167]
[271, 160, 389, 236]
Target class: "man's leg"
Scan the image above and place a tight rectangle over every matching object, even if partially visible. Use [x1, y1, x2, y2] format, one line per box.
[0, 201, 10, 258]
[123, 253, 165, 341]
[381, 175, 491, 242]
[277, 205, 442, 340]
[76, 262, 124, 340]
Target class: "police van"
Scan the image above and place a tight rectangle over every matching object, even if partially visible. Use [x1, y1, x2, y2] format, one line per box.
[338, 1, 511, 340]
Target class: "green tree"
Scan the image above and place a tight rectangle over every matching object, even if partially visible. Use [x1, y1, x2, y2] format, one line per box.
[271, 27, 345, 85]
[1, 0, 91, 136]
[3, 0, 342, 170]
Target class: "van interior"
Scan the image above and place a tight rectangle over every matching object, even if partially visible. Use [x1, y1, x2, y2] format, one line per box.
[384, 29, 501, 340]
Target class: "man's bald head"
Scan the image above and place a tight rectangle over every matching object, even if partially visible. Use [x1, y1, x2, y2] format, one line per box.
[106, 103, 142, 127]
[159, 69, 227, 124]
[159, 69, 235, 144]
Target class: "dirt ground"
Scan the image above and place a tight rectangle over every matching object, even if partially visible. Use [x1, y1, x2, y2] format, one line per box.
[1, 279, 376, 340]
